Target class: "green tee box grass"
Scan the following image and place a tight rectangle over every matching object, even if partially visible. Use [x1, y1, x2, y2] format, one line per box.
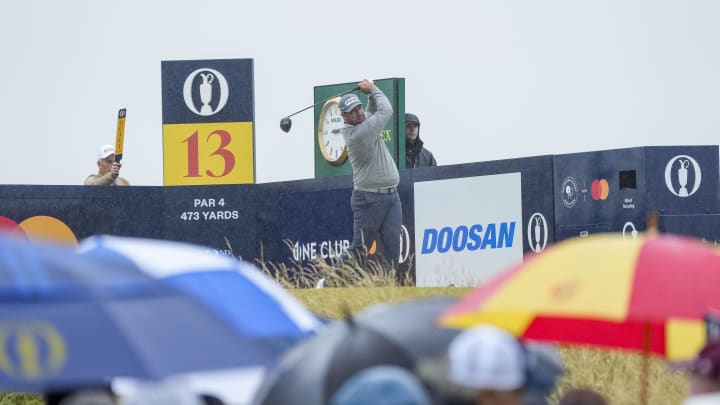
[292, 286, 469, 319]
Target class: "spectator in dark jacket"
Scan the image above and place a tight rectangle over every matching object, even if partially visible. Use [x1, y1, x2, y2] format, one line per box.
[405, 113, 437, 168]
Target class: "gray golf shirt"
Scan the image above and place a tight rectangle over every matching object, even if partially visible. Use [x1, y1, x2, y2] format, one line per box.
[341, 87, 400, 190]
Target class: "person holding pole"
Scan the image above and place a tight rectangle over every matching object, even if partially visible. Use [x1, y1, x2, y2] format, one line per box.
[84, 144, 129, 186]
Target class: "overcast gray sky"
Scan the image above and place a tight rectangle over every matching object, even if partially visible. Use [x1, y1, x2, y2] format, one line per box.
[1, 0, 718, 186]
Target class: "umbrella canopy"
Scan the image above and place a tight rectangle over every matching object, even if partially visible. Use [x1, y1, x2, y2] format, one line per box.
[77, 235, 323, 349]
[252, 297, 458, 405]
[0, 234, 276, 392]
[441, 232, 720, 360]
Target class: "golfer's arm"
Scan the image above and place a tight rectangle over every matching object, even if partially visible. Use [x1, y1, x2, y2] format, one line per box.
[362, 88, 393, 135]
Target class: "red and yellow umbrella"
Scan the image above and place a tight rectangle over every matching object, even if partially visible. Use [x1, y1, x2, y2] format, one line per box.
[440, 232, 720, 360]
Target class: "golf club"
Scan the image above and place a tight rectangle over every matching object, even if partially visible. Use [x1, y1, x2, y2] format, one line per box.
[280, 86, 359, 133]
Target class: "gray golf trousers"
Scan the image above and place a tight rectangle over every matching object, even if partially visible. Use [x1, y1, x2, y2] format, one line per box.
[349, 188, 402, 266]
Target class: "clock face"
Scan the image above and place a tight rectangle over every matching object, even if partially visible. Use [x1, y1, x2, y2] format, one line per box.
[317, 97, 348, 165]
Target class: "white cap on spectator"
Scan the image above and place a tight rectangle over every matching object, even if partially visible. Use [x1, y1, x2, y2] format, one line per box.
[448, 325, 526, 391]
[97, 144, 115, 159]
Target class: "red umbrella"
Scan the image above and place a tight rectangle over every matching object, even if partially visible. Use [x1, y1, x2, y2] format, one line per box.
[440, 232, 720, 403]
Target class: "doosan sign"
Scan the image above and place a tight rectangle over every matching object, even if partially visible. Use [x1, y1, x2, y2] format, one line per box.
[421, 223, 516, 253]
[413, 173, 524, 287]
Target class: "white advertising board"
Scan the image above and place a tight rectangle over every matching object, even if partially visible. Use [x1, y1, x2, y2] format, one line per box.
[414, 173, 524, 287]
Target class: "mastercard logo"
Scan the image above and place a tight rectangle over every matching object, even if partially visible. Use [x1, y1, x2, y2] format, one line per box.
[0, 216, 78, 246]
[591, 179, 610, 201]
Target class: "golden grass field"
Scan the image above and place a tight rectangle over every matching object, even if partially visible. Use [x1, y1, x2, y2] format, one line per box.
[0, 258, 693, 405]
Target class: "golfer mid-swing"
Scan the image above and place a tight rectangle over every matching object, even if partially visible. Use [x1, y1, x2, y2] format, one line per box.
[339, 79, 401, 267]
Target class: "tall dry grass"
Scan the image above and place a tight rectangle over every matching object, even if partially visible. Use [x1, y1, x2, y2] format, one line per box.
[255, 246, 413, 289]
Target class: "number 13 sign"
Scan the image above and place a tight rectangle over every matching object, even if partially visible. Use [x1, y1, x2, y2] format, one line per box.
[161, 59, 255, 185]
[163, 122, 254, 185]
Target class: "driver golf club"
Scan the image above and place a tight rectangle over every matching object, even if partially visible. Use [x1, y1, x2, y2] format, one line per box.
[280, 86, 359, 133]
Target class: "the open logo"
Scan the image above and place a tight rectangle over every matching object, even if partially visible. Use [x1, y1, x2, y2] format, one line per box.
[664, 155, 702, 197]
[527, 213, 548, 253]
[182, 68, 230, 116]
[0, 321, 67, 380]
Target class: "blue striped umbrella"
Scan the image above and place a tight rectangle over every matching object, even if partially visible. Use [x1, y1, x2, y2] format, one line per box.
[77, 235, 322, 349]
[0, 233, 276, 392]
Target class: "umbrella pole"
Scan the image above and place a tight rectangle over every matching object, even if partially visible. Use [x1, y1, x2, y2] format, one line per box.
[640, 322, 651, 405]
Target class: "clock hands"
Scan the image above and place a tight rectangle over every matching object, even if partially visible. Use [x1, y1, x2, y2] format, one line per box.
[323, 128, 345, 135]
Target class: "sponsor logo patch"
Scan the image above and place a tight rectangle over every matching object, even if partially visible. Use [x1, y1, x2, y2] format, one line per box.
[561, 177, 578, 208]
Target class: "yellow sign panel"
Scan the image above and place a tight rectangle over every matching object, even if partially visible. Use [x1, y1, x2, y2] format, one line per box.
[115, 108, 126, 161]
[163, 122, 255, 185]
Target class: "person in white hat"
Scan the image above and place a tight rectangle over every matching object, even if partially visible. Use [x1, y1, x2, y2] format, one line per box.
[84, 144, 129, 186]
[447, 325, 528, 405]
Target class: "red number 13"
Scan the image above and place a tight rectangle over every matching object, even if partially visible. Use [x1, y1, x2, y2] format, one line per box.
[183, 130, 236, 178]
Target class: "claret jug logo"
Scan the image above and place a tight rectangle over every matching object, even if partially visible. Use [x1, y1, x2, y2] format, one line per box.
[527, 213, 548, 253]
[0, 321, 67, 380]
[665, 155, 702, 197]
[183, 68, 230, 116]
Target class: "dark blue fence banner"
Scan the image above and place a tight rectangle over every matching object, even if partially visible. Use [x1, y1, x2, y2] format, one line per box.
[280, 188, 353, 263]
[0, 146, 716, 285]
[553, 145, 718, 241]
[162, 185, 259, 259]
[0, 186, 165, 243]
[646, 146, 719, 215]
[661, 214, 720, 246]
[554, 147, 647, 240]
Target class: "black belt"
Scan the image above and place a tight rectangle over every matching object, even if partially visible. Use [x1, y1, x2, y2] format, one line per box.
[355, 186, 397, 194]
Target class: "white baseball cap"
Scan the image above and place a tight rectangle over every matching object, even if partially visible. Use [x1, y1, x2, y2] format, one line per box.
[448, 325, 527, 391]
[97, 144, 115, 159]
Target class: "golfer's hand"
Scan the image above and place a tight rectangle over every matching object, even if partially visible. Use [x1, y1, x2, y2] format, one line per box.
[358, 79, 375, 94]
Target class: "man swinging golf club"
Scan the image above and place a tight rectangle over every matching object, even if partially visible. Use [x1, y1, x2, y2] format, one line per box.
[339, 79, 401, 268]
